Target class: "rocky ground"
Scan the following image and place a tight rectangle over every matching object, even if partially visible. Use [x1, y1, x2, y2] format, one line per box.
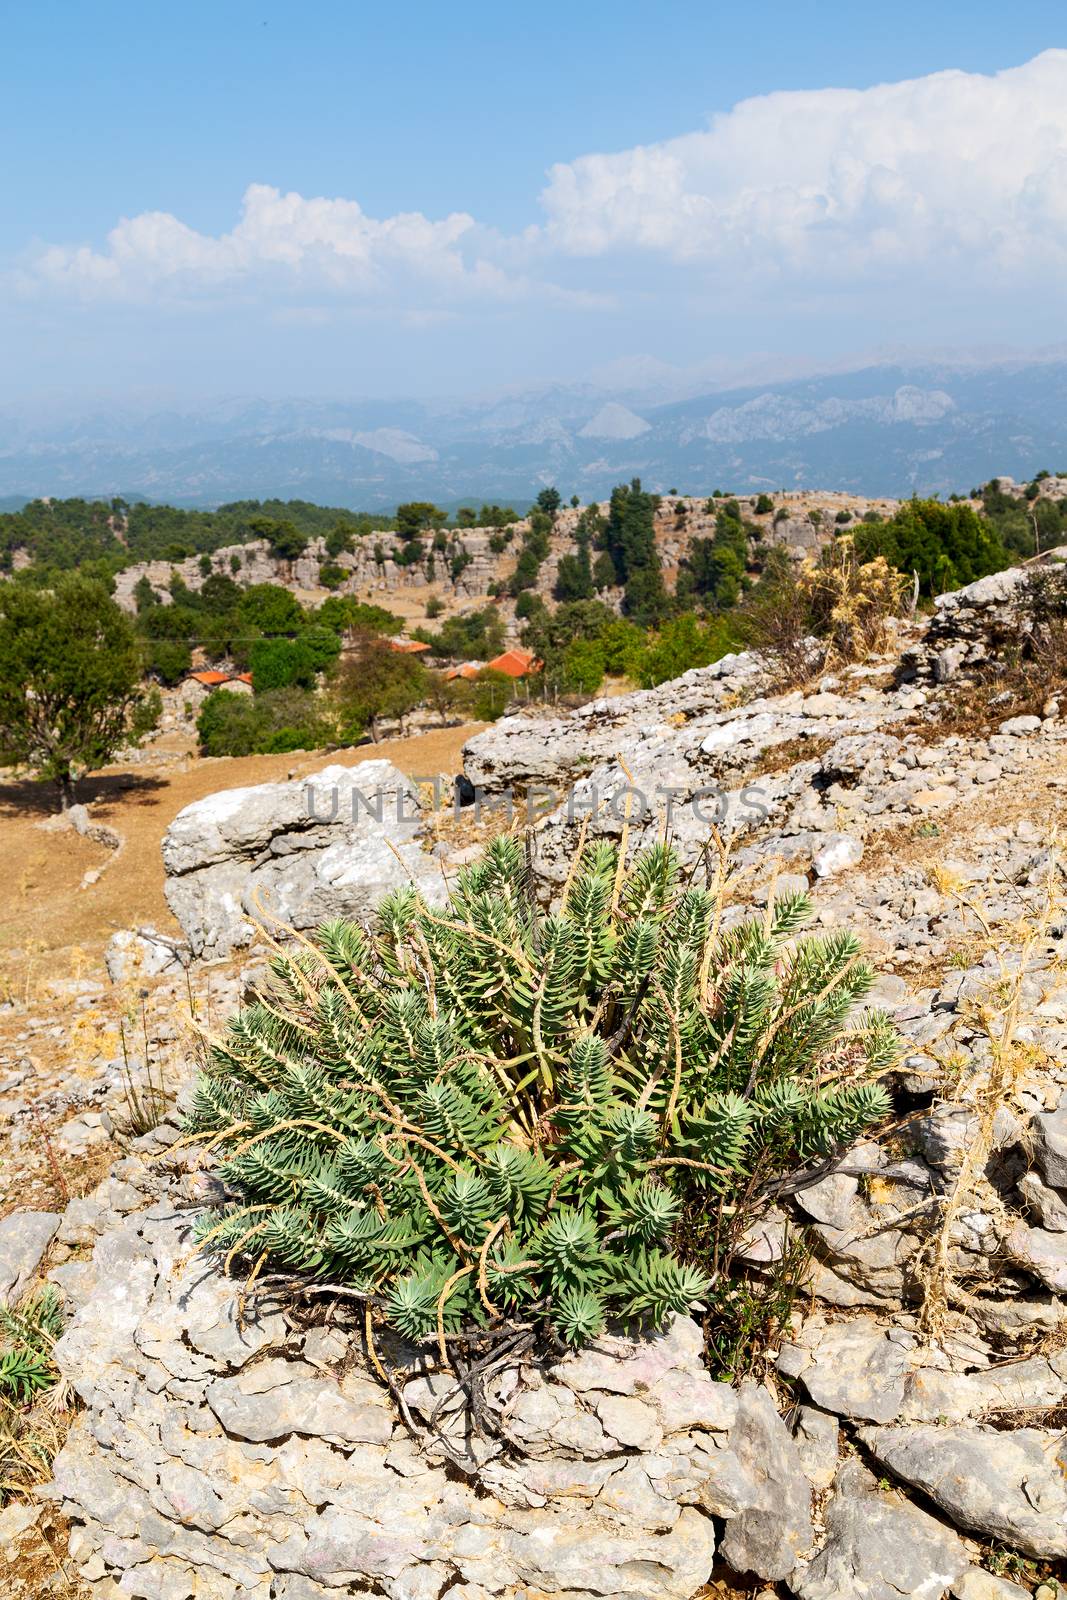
[3, 551, 1067, 1597]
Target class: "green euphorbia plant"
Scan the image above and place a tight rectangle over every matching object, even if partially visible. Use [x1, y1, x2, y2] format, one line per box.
[188, 836, 895, 1349]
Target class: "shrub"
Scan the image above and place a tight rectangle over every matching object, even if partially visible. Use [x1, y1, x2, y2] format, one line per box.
[195, 687, 334, 756]
[636, 614, 743, 688]
[319, 562, 347, 590]
[188, 837, 894, 1355]
[754, 494, 774, 516]
[742, 538, 908, 684]
[331, 632, 427, 740]
[855, 499, 1006, 596]
[469, 666, 514, 721]
[561, 637, 606, 694]
[0, 1286, 62, 1406]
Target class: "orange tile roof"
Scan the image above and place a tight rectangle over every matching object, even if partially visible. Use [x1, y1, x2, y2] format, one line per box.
[486, 648, 542, 678]
[444, 662, 481, 680]
[188, 670, 230, 686]
[233, 672, 254, 684]
[386, 638, 431, 653]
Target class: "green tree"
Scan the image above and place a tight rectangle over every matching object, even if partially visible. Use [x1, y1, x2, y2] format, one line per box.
[332, 633, 427, 740]
[417, 606, 506, 661]
[145, 636, 192, 686]
[469, 666, 514, 721]
[248, 517, 308, 564]
[237, 584, 305, 636]
[536, 486, 562, 517]
[324, 525, 354, 558]
[855, 499, 1007, 596]
[0, 576, 160, 807]
[636, 614, 742, 688]
[250, 637, 318, 693]
[133, 574, 158, 613]
[603, 479, 667, 625]
[561, 637, 606, 694]
[555, 517, 595, 602]
[396, 502, 445, 540]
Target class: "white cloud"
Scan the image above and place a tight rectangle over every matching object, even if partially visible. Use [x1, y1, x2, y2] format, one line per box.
[18, 51, 1067, 325]
[27, 182, 527, 305]
[540, 50, 1067, 280]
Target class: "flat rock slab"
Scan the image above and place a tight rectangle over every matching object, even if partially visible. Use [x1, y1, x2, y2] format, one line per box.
[0, 1209, 59, 1304]
[793, 1461, 968, 1600]
[860, 1423, 1067, 1559]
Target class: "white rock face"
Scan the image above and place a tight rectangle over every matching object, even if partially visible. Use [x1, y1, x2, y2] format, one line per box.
[162, 760, 444, 958]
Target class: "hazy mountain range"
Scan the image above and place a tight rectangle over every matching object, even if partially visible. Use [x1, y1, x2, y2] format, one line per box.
[3, 358, 1067, 510]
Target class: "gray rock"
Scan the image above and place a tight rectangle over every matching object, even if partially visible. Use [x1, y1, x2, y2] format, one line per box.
[793, 1461, 968, 1600]
[1003, 1220, 1067, 1292]
[206, 1358, 394, 1446]
[0, 1209, 59, 1303]
[951, 1569, 1033, 1599]
[1019, 1169, 1067, 1230]
[1032, 1096, 1067, 1189]
[704, 1382, 814, 1582]
[779, 1318, 913, 1424]
[812, 833, 864, 878]
[105, 927, 189, 983]
[792, 1406, 840, 1490]
[162, 760, 446, 958]
[860, 1423, 1067, 1558]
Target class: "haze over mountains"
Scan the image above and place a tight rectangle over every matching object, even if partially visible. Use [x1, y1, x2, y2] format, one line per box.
[4, 356, 1067, 510]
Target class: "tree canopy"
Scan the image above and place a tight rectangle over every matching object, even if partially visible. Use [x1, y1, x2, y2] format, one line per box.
[0, 575, 159, 805]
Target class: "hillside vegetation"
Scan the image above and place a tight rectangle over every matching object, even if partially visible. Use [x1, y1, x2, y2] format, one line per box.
[2, 472, 1066, 792]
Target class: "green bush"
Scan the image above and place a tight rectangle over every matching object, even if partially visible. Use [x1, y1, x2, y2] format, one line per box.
[189, 837, 894, 1351]
[854, 498, 1006, 596]
[319, 562, 347, 590]
[195, 687, 335, 756]
[0, 1286, 62, 1406]
[250, 637, 318, 693]
[636, 614, 743, 688]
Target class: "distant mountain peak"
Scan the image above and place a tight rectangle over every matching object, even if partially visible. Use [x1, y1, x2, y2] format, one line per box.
[579, 402, 651, 441]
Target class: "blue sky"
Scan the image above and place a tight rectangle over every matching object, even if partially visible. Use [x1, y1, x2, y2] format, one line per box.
[5, 1, 1067, 404]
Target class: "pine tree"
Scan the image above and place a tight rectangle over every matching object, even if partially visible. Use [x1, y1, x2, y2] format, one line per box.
[188, 837, 894, 1349]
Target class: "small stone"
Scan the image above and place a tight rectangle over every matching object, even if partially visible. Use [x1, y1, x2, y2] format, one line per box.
[999, 715, 1041, 735]
[812, 834, 863, 878]
[793, 1460, 967, 1600]
[952, 1567, 1033, 1598]
[860, 1422, 1067, 1558]
[1032, 1096, 1067, 1189]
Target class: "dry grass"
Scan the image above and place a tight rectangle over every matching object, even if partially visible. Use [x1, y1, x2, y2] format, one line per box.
[0, 1498, 95, 1598]
[916, 842, 1064, 1336]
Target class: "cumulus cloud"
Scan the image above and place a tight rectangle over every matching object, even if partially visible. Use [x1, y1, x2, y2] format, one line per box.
[27, 182, 536, 305]
[18, 51, 1067, 323]
[540, 50, 1067, 280]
